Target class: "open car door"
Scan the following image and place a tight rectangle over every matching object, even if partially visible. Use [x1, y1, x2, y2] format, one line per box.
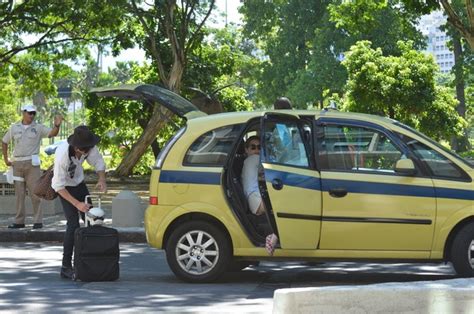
[90, 84, 206, 120]
[259, 113, 322, 249]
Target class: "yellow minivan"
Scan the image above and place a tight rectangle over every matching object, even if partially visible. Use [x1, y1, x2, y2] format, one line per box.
[94, 84, 474, 283]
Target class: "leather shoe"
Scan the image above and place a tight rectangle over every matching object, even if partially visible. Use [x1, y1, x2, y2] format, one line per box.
[32, 223, 43, 229]
[60, 266, 74, 279]
[8, 223, 25, 229]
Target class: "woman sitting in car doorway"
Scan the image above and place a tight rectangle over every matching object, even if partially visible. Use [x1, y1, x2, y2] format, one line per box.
[241, 135, 278, 255]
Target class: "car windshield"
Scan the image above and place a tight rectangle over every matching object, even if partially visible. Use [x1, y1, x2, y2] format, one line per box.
[394, 122, 473, 169]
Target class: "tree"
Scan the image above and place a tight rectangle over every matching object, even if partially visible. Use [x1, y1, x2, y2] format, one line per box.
[241, 0, 342, 107]
[450, 30, 472, 152]
[0, 0, 128, 143]
[401, 0, 474, 50]
[0, 0, 124, 66]
[87, 26, 256, 175]
[0, 73, 20, 171]
[240, 0, 426, 108]
[342, 40, 466, 140]
[101, 0, 217, 176]
[328, 0, 426, 55]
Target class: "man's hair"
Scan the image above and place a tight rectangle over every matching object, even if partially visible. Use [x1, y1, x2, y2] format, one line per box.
[245, 135, 259, 148]
[274, 97, 292, 109]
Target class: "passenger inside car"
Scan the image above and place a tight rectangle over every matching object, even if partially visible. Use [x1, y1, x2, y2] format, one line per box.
[241, 136, 279, 255]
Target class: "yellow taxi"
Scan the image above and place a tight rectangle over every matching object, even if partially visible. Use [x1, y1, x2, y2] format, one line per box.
[93, 84, 474, 283]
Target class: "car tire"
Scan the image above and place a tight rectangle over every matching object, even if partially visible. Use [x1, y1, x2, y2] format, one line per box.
[166, 221, 231, 283]
[450, 223, 474, 277]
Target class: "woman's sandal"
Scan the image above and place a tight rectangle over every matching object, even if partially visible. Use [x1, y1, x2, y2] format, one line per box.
[265, 233, 278, 256]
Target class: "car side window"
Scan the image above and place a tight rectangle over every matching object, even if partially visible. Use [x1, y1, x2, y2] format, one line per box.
[316, 124, 402, 173]
[184, 124, 242, 166]
[401, 136, 465, 179]
[263, 121, 309, 167]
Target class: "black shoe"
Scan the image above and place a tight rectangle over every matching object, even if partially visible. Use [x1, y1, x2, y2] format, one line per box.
[32, 223, 43, 229]
[8, 223, 25, 229]
[60, 266, 74, 279]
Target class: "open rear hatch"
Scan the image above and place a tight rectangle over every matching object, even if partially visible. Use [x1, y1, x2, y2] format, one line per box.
[90, 84, 207, 120]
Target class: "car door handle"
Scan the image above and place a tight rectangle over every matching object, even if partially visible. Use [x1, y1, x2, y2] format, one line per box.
[329, 188, 347, 198]
[272, 178, 283, 190]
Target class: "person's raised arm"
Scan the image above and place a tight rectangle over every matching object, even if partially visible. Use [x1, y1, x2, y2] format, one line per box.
[48, 115, 63, 137]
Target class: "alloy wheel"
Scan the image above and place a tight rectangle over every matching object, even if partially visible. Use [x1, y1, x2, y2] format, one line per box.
[175, 230, 220, 275]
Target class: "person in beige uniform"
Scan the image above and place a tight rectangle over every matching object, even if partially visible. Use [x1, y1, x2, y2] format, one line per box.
[2, 104, 63, 229]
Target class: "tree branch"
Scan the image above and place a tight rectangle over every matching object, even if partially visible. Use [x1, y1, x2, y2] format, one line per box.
[185, 0, 215, 54]
[0, 32, 113, 65]
[179, 0, 191, 56]
[466, 0, 474, 34]
[130, 0, 169, 85]
[440, 0, 470, 39]
[0, 0, 31, 26]
[164, 0, 182, 64]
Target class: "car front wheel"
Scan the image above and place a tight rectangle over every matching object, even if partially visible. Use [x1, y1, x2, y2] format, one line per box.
[166, 221, 231, 283]
[450, 223, 474, 277]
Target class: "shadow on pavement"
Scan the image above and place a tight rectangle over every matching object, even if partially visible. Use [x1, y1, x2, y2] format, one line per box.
[0, 243, 458, 312]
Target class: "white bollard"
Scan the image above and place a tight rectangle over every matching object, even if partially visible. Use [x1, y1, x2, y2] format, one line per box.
[112, 190, 144, 227]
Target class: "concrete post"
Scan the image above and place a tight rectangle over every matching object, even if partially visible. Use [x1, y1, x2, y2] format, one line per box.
[112, 190, 144, 227]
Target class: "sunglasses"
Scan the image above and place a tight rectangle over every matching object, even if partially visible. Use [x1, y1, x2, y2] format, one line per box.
[250, 144, 261, 150]
[25, 111, 36, 116]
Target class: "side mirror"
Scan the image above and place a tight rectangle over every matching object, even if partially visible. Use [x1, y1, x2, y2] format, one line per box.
[395, 158, 417, 176]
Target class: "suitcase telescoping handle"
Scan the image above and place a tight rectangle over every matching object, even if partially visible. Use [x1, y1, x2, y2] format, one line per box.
[84, 194, 102, 208]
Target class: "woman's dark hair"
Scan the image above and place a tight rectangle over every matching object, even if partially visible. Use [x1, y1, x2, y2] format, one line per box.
[274, 97, 293, 109]
[245, 135, 259, 148]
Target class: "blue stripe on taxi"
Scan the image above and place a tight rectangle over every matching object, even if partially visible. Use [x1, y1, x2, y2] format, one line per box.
[159, 169, 474, 201]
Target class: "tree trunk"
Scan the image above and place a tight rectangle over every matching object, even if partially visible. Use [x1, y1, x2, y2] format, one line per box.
[137, 108, 162, 158]
[450, 34, 470, 152]
[114, 105, 173, 176]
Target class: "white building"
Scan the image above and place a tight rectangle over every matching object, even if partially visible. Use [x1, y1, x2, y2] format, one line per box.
[418, 11, 455, 74]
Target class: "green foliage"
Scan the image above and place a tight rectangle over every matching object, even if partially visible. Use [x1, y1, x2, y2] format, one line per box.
[183, 26, 261, 109]
[85, 95, 155, 174]
[0, 74, 20, 131]
[0, 73, 20, 171]
[241, 0, 426, 108]
[328, 0, 426, 55]
[399, 0, 474, 50]
[218, 86, 253, 112]
[342, 40, 466, 140]
[1, 0, 126, 64]
[418, 86, 467, 139]
[85, 25, 257, 173]
[241, 0, 347, 108]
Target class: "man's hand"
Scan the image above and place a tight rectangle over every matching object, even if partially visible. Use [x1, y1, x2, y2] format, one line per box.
[76, 202, 91, 213]
[4, 159, 12, 166]
[96, 178, 107, 193]
[54, 115, 63, 126]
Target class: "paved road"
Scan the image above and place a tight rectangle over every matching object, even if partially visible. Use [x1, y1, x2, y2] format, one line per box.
[0, 243, 458, 313]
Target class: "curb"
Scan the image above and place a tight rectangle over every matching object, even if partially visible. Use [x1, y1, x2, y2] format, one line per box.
[0, 229, 146, 243]
[272, 278, 474, 314]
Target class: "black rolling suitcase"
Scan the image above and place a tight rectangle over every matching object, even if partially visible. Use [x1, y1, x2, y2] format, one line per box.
[73, 225, 120, 282]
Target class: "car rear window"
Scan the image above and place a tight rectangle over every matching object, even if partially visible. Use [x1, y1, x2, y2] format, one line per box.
[184, 124, 243, 166]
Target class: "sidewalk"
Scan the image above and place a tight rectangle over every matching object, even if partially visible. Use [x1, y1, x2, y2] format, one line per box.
[0, 214, 146, 243]
[0, 178, 149, 243]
